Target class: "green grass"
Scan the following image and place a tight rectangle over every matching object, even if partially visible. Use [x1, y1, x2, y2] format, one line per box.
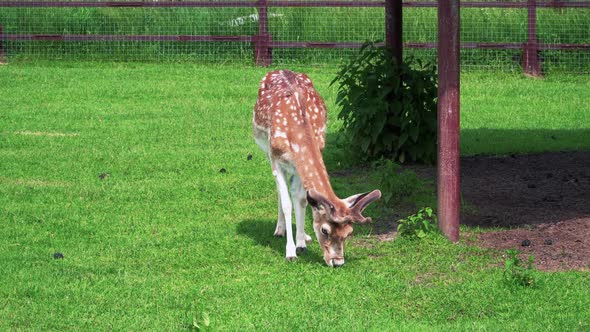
[461, 72, 590, 155]
[1, 62, 589, 330]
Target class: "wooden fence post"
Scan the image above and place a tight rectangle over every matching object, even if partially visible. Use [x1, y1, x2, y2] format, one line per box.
[438, 0, 461, 243]
[0, 25, 6, 64]
[523, 0, 542, 76]
[254, 0, 272, 66]
[385, 0, 403, 65]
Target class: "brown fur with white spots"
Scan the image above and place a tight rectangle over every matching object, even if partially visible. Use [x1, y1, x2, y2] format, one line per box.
[253, 70, 381, 267]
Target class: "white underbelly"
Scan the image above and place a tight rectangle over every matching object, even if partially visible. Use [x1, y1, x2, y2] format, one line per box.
[279, 160, 297, 176]
[253, 121, 270, 152]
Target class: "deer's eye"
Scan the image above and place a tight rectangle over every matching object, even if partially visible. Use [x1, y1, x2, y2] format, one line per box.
[321, 227, 329, 236]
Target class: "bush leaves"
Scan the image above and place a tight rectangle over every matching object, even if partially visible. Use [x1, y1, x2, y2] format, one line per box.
[331, 42, 438, 164]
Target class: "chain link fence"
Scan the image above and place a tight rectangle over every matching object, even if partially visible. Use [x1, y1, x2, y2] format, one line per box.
[0, 1, 588, 73]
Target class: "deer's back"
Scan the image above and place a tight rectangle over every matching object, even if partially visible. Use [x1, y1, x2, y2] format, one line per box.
[253, 70, 328, 160]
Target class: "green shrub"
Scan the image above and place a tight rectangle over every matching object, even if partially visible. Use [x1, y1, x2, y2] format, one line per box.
[397, 207, 438, 239]
[331, 42, 438, 164]
[503, 249, 537, 288]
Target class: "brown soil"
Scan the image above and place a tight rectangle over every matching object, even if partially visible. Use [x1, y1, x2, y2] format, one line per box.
[477, 219, 589, 271]
[384, 151, 590, 271]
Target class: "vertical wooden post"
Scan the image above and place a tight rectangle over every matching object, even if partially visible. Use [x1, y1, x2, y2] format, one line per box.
[254, 0, 272, 66]
[0, 25, 5, 64]
[437, 0, 460, 242]
[385, 0, 403, 65]
[523, 0, 541, 76]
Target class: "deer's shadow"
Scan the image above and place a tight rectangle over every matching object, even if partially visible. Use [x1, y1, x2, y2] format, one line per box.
[237, 219, 324, 264]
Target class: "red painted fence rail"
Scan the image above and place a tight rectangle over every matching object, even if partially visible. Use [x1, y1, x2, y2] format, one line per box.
[1, 1, 589, 8]
[0, 0, 589, 72]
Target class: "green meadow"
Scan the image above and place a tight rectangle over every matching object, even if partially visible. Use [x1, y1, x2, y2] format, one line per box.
[1, 61, 589, 330]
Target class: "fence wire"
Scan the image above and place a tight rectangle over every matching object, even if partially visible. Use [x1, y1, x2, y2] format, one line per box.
[0, 1, 588, 73]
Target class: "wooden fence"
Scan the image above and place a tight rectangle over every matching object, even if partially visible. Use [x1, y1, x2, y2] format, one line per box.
[0, 1, 589, 74]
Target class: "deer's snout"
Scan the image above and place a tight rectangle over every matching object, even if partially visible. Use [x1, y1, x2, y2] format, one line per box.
[328, 258, 345, 268]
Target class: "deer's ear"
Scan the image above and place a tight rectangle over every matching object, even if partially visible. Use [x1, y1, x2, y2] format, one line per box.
[306, 190, 320, 209]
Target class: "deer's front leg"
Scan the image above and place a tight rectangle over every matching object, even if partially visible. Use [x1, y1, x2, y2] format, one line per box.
[274, 190, 286, 237]
[272, 161, 297, 261]
[291, 175, 312, 254]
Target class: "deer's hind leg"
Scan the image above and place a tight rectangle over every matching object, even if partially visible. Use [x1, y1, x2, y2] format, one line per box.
[253, 131, 286, 238]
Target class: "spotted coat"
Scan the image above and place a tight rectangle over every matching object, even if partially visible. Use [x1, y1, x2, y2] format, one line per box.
[253, 70, 333, 195]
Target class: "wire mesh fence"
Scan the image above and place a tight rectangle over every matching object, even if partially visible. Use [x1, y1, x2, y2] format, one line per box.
[0, 1, 588, 73]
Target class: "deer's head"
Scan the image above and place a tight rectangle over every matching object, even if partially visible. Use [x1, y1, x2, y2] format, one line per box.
[306, 189, 381, 267]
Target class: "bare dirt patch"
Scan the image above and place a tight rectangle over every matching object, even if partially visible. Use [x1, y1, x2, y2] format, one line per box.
[460, 151, 590, 228]
[461, 151, 590, 271]
[377, 151, 590, 271]
[478, 219, 589, 271]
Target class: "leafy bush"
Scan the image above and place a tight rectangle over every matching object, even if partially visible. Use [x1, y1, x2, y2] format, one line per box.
[397, 207, 438, 239]
[503, 249, 537, 288]
[331, 42, 438, 164]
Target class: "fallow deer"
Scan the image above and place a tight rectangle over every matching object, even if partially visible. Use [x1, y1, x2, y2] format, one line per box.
[253, 70, 381, 267]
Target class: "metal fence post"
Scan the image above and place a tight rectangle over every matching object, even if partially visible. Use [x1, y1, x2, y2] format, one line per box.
[254, 0, 272, 66]
[523, 0, 542, 76]
[438, 0, 461, 243]
[385, 0, 403, 64]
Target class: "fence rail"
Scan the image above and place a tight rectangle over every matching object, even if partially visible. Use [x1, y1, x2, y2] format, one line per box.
[1, 1, 589, 8]
[0, 1, 589, 73]
[1, 1, 387, 8]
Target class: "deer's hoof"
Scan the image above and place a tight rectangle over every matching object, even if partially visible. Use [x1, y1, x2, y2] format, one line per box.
[274, 228, 285, 237]
[296, 247, 307, 255]
[286, 256, 298, 262]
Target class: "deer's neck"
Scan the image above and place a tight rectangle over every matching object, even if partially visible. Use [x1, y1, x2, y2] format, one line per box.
[291, 135, 339, 203]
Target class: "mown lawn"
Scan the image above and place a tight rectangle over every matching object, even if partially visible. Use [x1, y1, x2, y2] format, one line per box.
[0, 62, 588, 330]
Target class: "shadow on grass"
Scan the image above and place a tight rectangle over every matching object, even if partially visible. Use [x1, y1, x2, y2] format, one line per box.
[461, 128, 590, 157]
[237, 219, 324, 264]
[325, 128, 590, 167]
[322, 129, 590, 228]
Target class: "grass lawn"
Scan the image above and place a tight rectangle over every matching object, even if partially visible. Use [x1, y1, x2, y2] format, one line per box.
[0, 61, 589, 330]
[460, 72, 590, 155]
